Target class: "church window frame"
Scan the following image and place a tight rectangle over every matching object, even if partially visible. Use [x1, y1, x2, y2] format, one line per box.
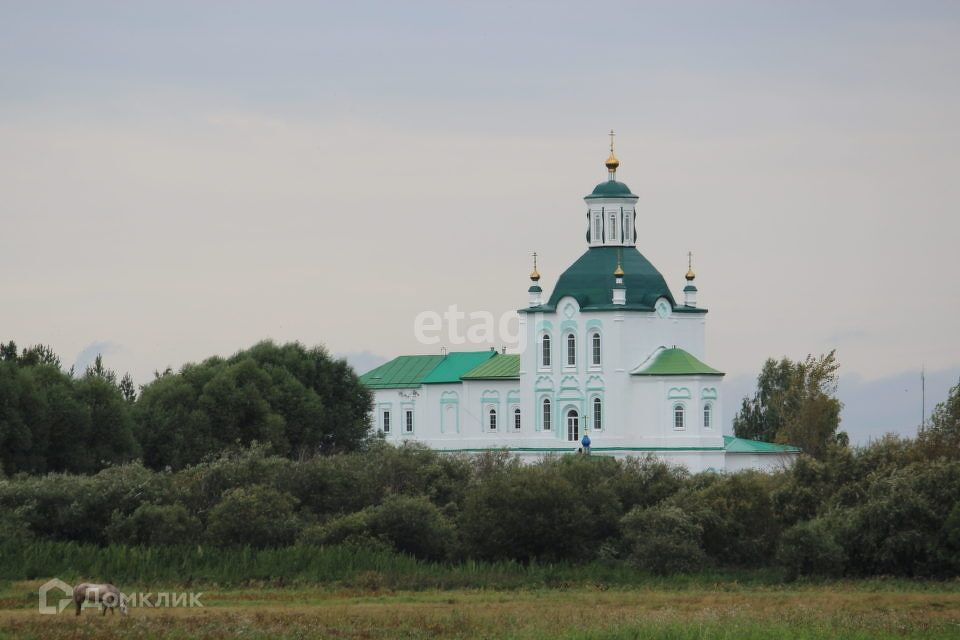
[594, 213, 601, 242]
[703, 402, 713, 429]
[488, 408, 498, 431]
[542, 398, 552, 431]
[382, 409, 391, 434]
[405, 409, 414, 434]
[592, 396, 602, 431]
[624, 212, 631, 242]
[609, 212, 616, 242]
[565, 333, 576, 367]
[590, 332, 602, 367]
[513, 407, 521, 431]
[541, 334, 552, 368]
[673, 403, 685, 431]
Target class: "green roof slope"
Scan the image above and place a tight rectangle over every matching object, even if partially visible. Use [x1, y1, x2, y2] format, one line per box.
[585, 180, 636, 199]
[461, 354, 521, 380]
[359, 355, 444, 389]
[724, 436, 800, 454]
[421, 351, 496, 384]
[535, 246, 703, 313]
[631, 347, 724, 377]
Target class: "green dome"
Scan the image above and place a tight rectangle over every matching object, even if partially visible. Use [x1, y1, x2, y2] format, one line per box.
[585, 180, 636, 199]
[545, 246, 676, 311]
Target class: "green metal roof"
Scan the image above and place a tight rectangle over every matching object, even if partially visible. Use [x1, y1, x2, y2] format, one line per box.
[359, 355, 445, 389]
[360, 351, 497, 388]
[535, 246, 696, 312]
[421, 351, 496, 384]
[631, 347, 724, 377]
[585, 180, 636, 199]
[724, 435, 800, 454]
[461, 354, 521, 380]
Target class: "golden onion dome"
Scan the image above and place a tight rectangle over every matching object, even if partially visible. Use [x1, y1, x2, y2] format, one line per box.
[614, 264, 625, 278]
[605, 151, 620, 172]
[530, 267, 541, 282]
[685, 267, 696, 281]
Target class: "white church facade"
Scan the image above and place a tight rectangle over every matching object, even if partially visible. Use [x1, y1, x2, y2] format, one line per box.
[360, 139, 798, 472]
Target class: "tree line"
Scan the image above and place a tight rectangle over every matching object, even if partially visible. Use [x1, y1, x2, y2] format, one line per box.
[1, 378, 958, 578]
[1, 338, 958, 578]
[0, 340, 372, 475]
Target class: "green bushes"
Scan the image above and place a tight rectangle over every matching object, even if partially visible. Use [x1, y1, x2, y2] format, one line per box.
[206, 485, 300, 548]
[673, 471, 781, 567]
[302, 495, 455, 560]
[106, 504, 202, 546]
[2, 435, 960, 577]
[621, 504, 707, 575]
[776, 517, 846, 580]
[460, 462, 594, 562]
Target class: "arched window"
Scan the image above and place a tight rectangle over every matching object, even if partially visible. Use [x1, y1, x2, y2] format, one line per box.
[609, 212, 616, 241]
[591, 333, 601, 366]
[542, 398, 552, 431]
[488, 408, 497, 431]
[566, 333, 576, 367]
[703, 403, 713, 429]
[673, 404, 685, 431]
[567, 409, 579, 442]
[594, 214, 601, 241]
[513, 407, 521, 431]
[541, 334, 551, 367]
[593, 397, 602, 430]
[624, 213, 631, 242]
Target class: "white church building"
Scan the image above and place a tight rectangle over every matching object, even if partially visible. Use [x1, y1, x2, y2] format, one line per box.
[360, 139, 798, 472]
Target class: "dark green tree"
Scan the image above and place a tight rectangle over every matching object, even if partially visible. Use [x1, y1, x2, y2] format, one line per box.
[918, 380, 960, 459]
[137, 341, 371, 470]
[733, 351, 844, 458]
[118, 373, 137, 403]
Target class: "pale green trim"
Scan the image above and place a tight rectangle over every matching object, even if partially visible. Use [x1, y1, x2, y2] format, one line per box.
[585, 374, 604, 391]
[430, 446, 726, 453]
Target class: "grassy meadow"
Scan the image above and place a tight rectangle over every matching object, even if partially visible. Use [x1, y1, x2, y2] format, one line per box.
[1, 578, 959, 639]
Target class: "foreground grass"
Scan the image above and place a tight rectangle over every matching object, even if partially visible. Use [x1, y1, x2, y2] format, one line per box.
[1, 581, 959, 639]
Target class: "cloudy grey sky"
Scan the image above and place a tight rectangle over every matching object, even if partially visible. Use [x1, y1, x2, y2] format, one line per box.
[2, 1, 958, 441]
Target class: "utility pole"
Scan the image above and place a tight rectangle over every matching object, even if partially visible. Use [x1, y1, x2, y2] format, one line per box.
[921, 364, 926, 429]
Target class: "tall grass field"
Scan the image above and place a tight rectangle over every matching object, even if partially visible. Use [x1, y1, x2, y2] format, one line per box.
[1, 541, 959, 639]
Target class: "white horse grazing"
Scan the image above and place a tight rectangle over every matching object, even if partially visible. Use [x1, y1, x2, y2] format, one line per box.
[73, 583, 128, 617]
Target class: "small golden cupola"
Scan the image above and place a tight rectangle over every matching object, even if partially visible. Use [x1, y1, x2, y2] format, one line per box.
[612, 250, 626, 305]
[528, 252, 543, 308]
[605, 129, 620, 176]
[683, 252, 698, 308]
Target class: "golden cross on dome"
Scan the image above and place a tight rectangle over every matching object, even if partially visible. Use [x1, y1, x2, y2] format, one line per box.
[609, 129, 615, 153]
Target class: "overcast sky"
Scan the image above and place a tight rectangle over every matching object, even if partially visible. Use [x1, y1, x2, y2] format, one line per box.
[2, 1, 958, 441]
